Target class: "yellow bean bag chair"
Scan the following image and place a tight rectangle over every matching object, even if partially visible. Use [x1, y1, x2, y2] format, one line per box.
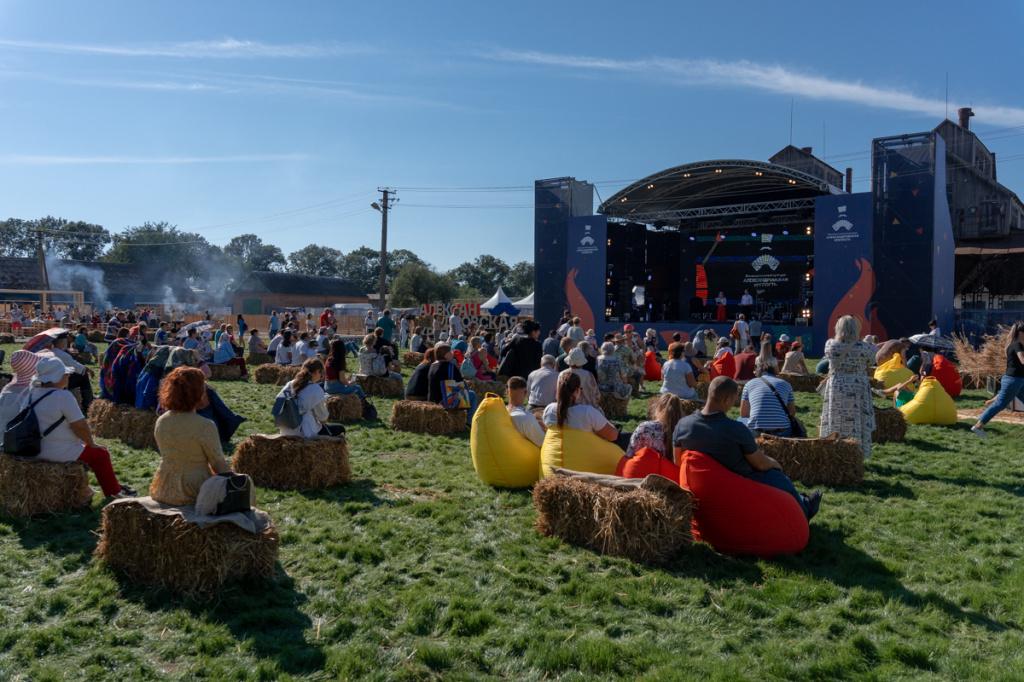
[540, 426, 624, 479]
[874, 354, 915, 390]
[899, 377, 957, 426]
[470, 394, 540, 488]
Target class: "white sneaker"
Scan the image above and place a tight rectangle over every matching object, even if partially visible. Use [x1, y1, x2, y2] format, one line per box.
[971, 426, 987, 438]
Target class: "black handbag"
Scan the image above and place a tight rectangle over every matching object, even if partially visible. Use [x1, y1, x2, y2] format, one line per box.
[759, 377, 807, 438]
[215, 473, 252, 515]
[3, 390, 65, 458]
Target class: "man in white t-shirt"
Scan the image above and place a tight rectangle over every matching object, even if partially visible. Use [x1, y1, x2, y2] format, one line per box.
[29, 357, 135, 498]
[732, 314, 751, 353]
[506, 376, 546, 447]
[449, 311, 463, 339]
[292, 332, 316, 366]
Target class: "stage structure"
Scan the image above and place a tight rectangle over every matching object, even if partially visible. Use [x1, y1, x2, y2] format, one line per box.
[535, 135, 955, 355]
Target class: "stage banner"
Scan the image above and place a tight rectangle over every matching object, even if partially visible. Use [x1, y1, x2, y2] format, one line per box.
[931, 136, 956, 336]
[813, 192, 875, 355]
[564, 215, 607, 335]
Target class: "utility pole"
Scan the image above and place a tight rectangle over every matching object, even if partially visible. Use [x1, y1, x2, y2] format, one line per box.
[372, 188, 397, 309]
[36, 228, 50, 311]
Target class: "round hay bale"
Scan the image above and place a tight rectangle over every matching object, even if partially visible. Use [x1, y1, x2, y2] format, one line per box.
[872, 407, 907, 443]
[273, 366, 301, 386]
[390, 400, 466, 435]
[94, 499, 278, 600]
[779, 373, 823, 393]
[326, 394, 362, 423]
[233, 434, 350, 490]
[599, 393, 630, 419]
[246, 352, 273, 367]
[87, 399, 158, 450]
[87, 330, 105, 343]
[208, 364, 244, 381]
[646, 396, 702, 419]
[357, 374, 404, 398]
[467, 378, 506, 398]
[756, 433, 864, 486]
[253, 364, 281, 384]
[533, 470, 693, 564]
[0, 334, 15, 344]
[0, 456, 92, 517]
[402, 351, 423, 368]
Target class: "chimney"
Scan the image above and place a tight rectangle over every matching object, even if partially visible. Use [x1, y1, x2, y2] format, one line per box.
[958, 107, 974, 130]
[845, 167, 853, 193]
[800, 146, 813, 155]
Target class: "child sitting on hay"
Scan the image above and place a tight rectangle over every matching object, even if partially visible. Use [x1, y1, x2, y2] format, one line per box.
[276, 359, 344, 438]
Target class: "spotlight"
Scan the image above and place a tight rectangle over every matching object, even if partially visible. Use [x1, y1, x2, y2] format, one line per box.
[782, 230, 789, 235]
[805, 226, 813, 235]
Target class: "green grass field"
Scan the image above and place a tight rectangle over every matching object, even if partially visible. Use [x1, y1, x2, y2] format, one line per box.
[1, 342, 1023, 680]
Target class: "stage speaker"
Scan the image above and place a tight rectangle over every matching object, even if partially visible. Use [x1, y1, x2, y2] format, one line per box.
[534, 178, 594, 332]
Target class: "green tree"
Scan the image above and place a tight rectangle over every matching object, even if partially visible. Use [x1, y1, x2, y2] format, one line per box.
[506, 260, 535, 298]
[224, 233, 286, 272]
[287, 244, 343, 277]
[390, 262, 457, 306]
[447, 254, 511, 294]
[103, 221, 209, 277]
[0, 216, 110, 261]
[337, 246, 426, 292]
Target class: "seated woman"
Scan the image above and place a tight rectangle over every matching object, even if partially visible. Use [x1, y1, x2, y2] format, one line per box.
[324, 339, 367, 400]
[781, 341, 809, 375]
[660, 342, 698, 400]
[31, 356, 136, 498]
[405, 348, 435, 400]
[277, 359, 343, 438]
[740, 351, 799, 436]
[150, 367, 232, 506]
[561, 346, 601, 409]
[451, 339, 468, 366]
[410, 326, 426, 354]
[358, 333, 402, 380]
[542, 371, 625, 448]
[274, 330, 295, 366]
[164, 348, 246, 444]
[74, 325, 98, 357]
[467, 337, 496, 381]
[213, 325, 248, 377]
[596, 341, 632, 400]
[426, 343, 479, 422]
[136, 345, 173, 410]
[709, 338, 736, 379]
[618, 392, 687, 478]
[0, 351, 39, 432]
[248, 329, 267, 356]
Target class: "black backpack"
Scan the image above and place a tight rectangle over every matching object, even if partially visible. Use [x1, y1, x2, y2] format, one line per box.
[3, 390, 66, 458]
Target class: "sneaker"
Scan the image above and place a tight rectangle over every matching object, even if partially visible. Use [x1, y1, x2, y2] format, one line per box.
[113, 485, 138, 499]
[971, 425, 987, 438]
[804, 491, 823, 520]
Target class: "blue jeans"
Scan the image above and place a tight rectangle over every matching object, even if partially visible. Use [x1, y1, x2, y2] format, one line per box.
[748, 469, 809, 518]
[979, 375, 1024, 425]
[465, 389, 479, 425]
[324, 380, 366, 399]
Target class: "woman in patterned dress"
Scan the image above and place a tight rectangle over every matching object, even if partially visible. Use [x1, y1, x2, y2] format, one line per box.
[819, 315, 876, 459]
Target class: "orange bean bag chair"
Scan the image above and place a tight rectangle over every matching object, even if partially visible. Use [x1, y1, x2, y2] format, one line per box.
[679, 450, 809, 557]
[708, 351, 736, 380]
[643, 351, 662, 382]
[930, 354, 962, 398]
[615, 446, 680, 483]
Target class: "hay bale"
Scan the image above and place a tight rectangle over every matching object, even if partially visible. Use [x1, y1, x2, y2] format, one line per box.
[533, 469, 693, 564]
[389, 400, 466, 435]
[0, 334, 14, 344]
[695, 381, 742, 405]
[0, 456, 92, 517]
[357, 374, 404, 398]
[872, 407, 907, 443]
[253, 364, 281, 384]
[233, 434, 350, 490]
[208, 364, 244, 381]
[646, 396, 702, 419]
[246, 352, 273, 366]
[87, 330, 105, 343]
[953, 330, 1008, 387]
[326, 394, 363, 423]
[599, 393, 630, 419]
[779, 373, 823, 393]
[467, 378, 506, 398]
[94, 500, 278, 600]
[87, 399, 158, 450]
[402, 351, 423, 368]
[756, 433, 864, 486]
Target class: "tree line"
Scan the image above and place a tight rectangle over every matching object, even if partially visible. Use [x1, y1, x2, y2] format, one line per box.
[0, 217, 534, 305]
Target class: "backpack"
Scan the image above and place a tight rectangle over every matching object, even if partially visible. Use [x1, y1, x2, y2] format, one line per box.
[460, 356, 477, 379]
[3, 390, 65, 458]
[272, 386, 303, 430]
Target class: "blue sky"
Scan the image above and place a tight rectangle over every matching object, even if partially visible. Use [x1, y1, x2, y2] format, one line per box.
[1, 0, 1022, 270]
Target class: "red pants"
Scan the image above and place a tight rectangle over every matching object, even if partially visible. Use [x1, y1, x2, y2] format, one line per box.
[78, 445, 122, 496]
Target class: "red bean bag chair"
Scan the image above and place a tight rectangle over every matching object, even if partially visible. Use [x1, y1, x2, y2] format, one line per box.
[615, 446, 679, 483]
[644, 351, 662, 382]
[708, 352, 735, 380]
[679, 450, 809, 557]
[930, 354, 962, 398]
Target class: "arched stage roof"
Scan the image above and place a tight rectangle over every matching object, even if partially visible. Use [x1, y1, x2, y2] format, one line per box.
[599, 159, 840, 225]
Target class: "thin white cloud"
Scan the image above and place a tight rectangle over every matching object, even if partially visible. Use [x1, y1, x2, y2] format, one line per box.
[0, 37, 370, 59]
[484, 48, 1024, 127]
[0, 153, 310, 166]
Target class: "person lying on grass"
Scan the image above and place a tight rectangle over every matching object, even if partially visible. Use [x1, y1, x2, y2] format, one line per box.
[674, 375, 822, 520]
[506, 376, 545, 447]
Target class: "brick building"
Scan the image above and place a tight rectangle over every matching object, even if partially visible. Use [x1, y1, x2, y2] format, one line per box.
[230, 271, 367, 314]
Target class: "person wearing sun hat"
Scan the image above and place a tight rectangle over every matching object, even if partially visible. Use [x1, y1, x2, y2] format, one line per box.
[0, 350, 40, 431]
[28, 356, 136, 498]
[559, 345, 601, 409]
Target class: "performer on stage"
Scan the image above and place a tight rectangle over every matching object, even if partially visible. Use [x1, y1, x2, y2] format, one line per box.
[740, 289, 754, 320]
[715, 291, 727, 322]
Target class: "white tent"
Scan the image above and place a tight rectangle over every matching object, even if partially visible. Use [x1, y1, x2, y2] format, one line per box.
[511, 292, 534, 313]
[481, 287, 520, 315]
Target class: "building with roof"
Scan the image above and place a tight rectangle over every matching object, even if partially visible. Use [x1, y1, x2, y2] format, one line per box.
[230, 271, 367, 315]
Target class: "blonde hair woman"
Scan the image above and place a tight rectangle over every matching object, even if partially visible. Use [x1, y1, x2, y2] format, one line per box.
[819, 315, 875, 458]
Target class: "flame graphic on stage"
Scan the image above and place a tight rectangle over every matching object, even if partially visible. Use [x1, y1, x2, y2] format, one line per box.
[565, 267, 595, 332]
[828, 258, 888, 340]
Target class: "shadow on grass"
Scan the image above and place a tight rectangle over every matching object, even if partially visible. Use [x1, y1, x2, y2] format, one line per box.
[12, 506, 102, 564]
[901, 437, 955, 453]
[122, 569, 323, 675]
[872, 463, 1024, 497]
[296, 477, 388, 506]
[782, 526, 1009, 633]
[847, 477, 917, 500]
